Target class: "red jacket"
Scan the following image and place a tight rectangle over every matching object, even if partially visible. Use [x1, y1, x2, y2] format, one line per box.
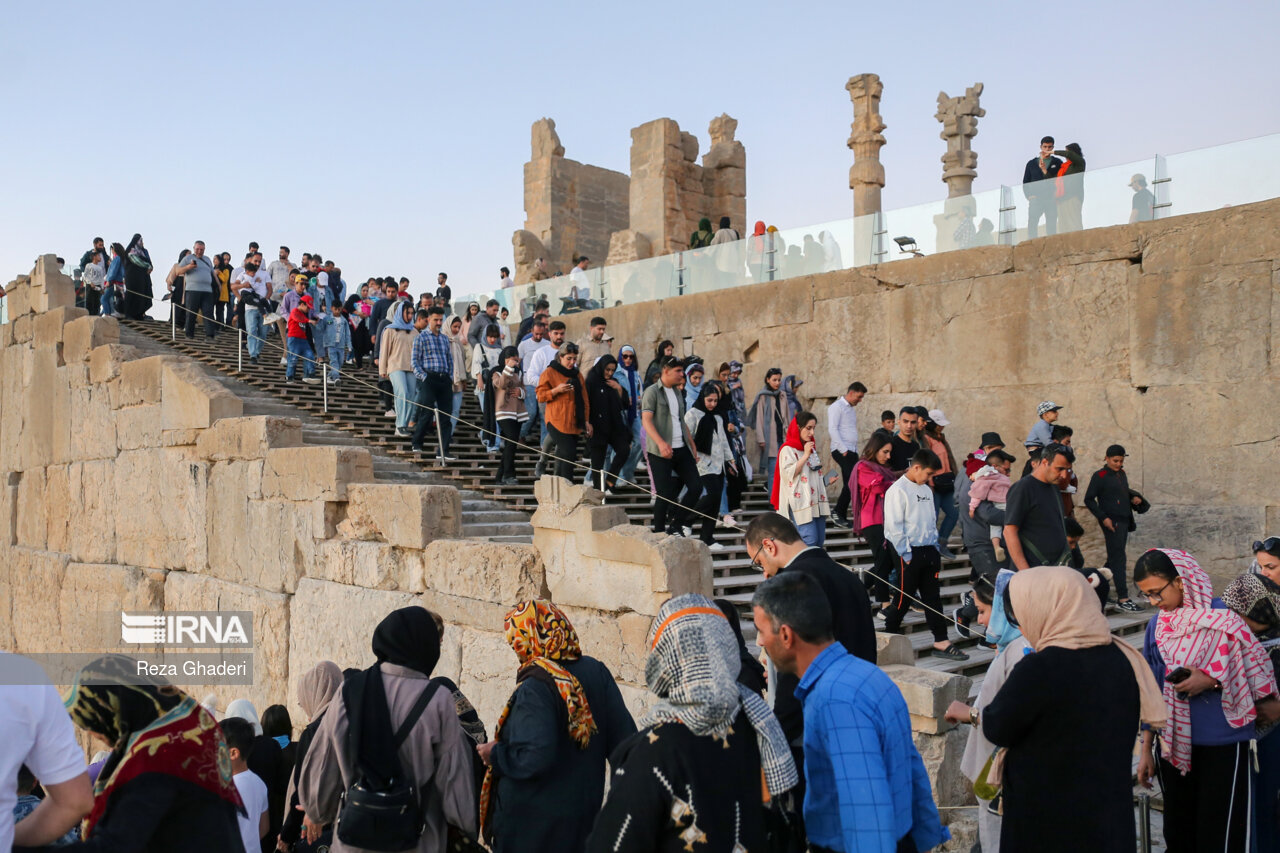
[287, 306, 312, 338]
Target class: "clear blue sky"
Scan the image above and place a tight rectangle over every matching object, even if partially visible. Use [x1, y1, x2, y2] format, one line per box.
[3, 0, 1277, 299]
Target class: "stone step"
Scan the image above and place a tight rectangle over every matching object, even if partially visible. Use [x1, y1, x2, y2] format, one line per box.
[463, 523, 536, 538]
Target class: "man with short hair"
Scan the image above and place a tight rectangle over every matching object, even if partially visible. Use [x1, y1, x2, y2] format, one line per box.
[498, 266, 513, 289]
[963, 431, 1005, 477]
[827, 381, 867, 527]
[568, 257, 591, 309]
[435, 272, 451, 313]
[177, 241, 217, 339]
[468, 299, 501, 348]
[888, 407, 923, 471]
[267, 246, 293, 301]
[231, 257, 271, 364]
[517, 319, 550, 439]
[576, 316, 611, 367]
[883, 448, 967, 659]
[410, 306, 457, 461]
[1051, 424, 1078, 517]
[1129, 174, 1155, 223]
[752, 573, 948, 853]
[1084, 444, 1144, 612]
[1023, 135, 1063, 238]
[529, 321, 567, 477]
[76, 237, 108, 314]
[641, 356, 702, 536]
[518, 299, 551, 341]
[1004, 442, 1076, 571]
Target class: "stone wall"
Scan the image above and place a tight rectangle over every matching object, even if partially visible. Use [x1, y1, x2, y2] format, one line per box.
[554, 199, 1280, 588]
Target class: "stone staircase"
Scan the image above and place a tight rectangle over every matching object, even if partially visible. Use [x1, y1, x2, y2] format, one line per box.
[119, 317, 1152, 695]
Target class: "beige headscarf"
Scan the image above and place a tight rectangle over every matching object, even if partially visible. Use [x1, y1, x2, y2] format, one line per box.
[1010, 566, 1167, 728]
[297, 660, 343, 720]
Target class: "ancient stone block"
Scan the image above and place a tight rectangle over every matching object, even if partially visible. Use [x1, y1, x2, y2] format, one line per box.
[876, 632, 914, 666]
[15, 467, 47, 549]
[33, 306, 88, 354]
[262, 446, 374, 502]
[456, 625, 519, 727]
[161, 429, 203, 447]
[419, 539, 546, 604]
[313, 539, 420, 591]
[13, 314, 33, 344]
[30, 255, 76, 311]
[116, 404, 163, 451]
[882, 665, 972, 734]
[338, 483, 461, 548]
[161, 361, 243, 430]
[873, 245, 1013, 288]
[557, 605, 651, 685]
[10, 548, 71, 654]
[1011, 222, 1140, 270]
[58, 562, 167, 649]
[1130, 504, 1267, 592]
[69, 385, 117, 461]
[195, 415, 303, 462]
[63, 316, 120, 365]
[88, 343, 139, 384]
[1140, 199, 1280, 274]
[118, 355, 176, 407]
[114, 448, 208, 571]
[913, 727, 974, 809]
[6, 281, 31, 319]
[416, 590, 511, 636]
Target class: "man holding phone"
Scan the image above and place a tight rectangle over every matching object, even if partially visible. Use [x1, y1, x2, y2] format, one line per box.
[178, 241, 217, 340]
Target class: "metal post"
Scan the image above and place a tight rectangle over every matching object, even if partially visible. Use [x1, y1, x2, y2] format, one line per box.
[871, 212, 889, 263]
[998, 185, 1017, 245]
[766, 234, 777, 282]
[676, 252, 686, 296]
[1152, 154, 1172, 220]
[238, 327, 243, 373]
[436, 402, 445, 463]
[1137, 793, 1151, 853]
[322, 366, 328, 413]
[170, 305, 175, 340]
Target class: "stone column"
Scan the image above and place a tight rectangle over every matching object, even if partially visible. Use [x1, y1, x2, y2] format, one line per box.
[702, 113, 746, 238]
[847, 74, 887, 265]
[933, 84, 985, 252]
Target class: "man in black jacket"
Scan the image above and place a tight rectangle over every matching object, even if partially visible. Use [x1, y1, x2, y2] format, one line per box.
[1084, 444, 1145, 613]
[1023, 135, 1063, 238]
[744, 511, 876, 778]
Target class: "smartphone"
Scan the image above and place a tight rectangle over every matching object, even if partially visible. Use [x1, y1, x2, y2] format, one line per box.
[1166, 667, 1192, 685]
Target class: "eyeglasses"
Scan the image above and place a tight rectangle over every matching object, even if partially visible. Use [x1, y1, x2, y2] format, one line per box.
[1141, 579, 1178, 603]
[749, 538, 772, 573]
[1255, 537, 1280, 553]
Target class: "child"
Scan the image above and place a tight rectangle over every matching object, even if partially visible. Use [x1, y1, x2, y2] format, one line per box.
[13, 765, 80, 845]
[220, 717, 268, 853]
[286, 293, 321, 384]
[1024, 400, 1062, 452]
[875, 410, 897, 439]
[969, 448, 1016, 556]
[82, 250, 106, 316]
[316, 302, 352, 385]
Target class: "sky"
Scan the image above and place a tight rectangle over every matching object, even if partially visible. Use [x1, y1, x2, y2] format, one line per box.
[3, 0, 1278, 301]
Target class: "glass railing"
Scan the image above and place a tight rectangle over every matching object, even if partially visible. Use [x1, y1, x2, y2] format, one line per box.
[448, 131, 1280, 317]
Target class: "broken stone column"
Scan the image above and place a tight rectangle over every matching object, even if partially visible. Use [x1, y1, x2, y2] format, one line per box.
[934, 83, 986, 253]
[701, 114, 746, 238]
[847, 74, 887, 265]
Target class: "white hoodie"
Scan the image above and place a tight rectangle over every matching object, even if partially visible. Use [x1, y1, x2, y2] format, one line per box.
[884, 475, 939, 559]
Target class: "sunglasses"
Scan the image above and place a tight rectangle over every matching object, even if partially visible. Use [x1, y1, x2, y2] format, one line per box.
[1255, 537, 1280, 554]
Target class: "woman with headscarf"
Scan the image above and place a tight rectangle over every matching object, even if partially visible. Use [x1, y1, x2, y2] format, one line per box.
[257, 705, 295, 853]
[343, 288, 373, 369]
[683, 383, 732, 550]
[477, 600, 635, 852]
[492, 344, 527, 485]
[121, 234, 153, 320]
[682, 361, 705, 411]
[688, 217, 714, 250]
[771, 411, 831, 547]
[279, 661, 342, 853]
[1134, 549, 1280, 853]
[643, 340, 673, 389]
[748, 368, 786, 491]
[459, 302, 481, 342]
[471, 324, 503, 453]
[850, 432, 900, 610]
[713, 598, 767, 696]
[585, 353, 631, 493]
[59, 654, 245, 851]
[299, 606, 478, 852]
[964, 566, 1164, 852]
[586, 594, 798, 852]
[615, 345, 645, 486]
[164, 248, 190, 325]
[818, 229, 843, 272]
[536, 342, 590, 480]
[379, 301, 418, 436]
[444, 314, 468, 429]
[746, 220, 768, 281]
[780, 374, 803, 422]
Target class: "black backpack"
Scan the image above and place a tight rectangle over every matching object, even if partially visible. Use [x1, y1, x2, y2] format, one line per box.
[335, 679, 443, 851]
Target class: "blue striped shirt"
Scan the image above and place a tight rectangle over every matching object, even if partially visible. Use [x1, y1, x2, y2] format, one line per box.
[412, 328, 453, 380]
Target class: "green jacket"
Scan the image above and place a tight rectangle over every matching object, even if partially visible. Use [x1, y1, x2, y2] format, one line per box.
[641, 382, 694, 455]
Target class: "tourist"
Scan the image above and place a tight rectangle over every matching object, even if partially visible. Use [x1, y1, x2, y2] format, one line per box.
[477, 600, 635, 853]
[219, 717, 270, 853]
[177, 241, 217, 340]
[211, 252, 231, 326]
[267, 247, 293, 307]
[568, 256, 592, 309]
[498, 266, 514, 290]
[410, 306, 458, 462]
[279, 660, 342, 853]
[780, 374, 803, 422]
[956, 438, 1009, 584]
[371, 280, 404, 353]
[468, 299, 501, 348]
[379, 301, 418, 434]
[342, 286, 373, 369]
[537, 342, 590, 480]
[615, 345, 645, 486]
[285, 293, 322, 385]
[444, 314, 468, 433]
[709, 217, 741, 287]
[1024, 399, 1062, 455]
[752, 572, 949, 853]
[1129, 173, 1156, 223]
[576, 315, 611, 367]
[79, 245, 106, 318]
[888, 406, 923, 471]
[850, 431, 900, 610]
[641, 355, 701, 536]
[117, 233, 151, 318]
[164, 248, 190, 324]
[726, 359, 745, 421]
[1084, 444, 1146, 612]
[1051, 424, 1078, 517]
[102, 241, 126, 317]
[298, 607, 479, 851]
[688, 216, 714, 249]
[61, 655, 243, 850]
[587, 595, 796, 853]
[827, 381, 866, 529]
[643, 339, 674, 388]
[498, 306, 510, 345]
[717, 380, 749, 526]
[471, 324, 503, 453]
[746, 220, 768, 280]
[12, 764, 81, 846]
[435, 272, 452, 314]
[1134, 549, 1280, 853]
[875, 409, 897, 439]
[316, 300, 351, 384]
[1003, 443, 1075, 570]
[1, 655, 91, 849]
[518, 318, 551, 440]
[529, 321, 568, 478]
[747, 368, 786, 493]
[683, 383, 732, 549]
[682, 361, 705, 409]
[819, 229, 843, 271]
[968, 447, 1016, 553]
[224, 698, 286, 814]
[492, 345, 527, 485]
[1054, 142, 1087, 232]
[923, 409, 959, 559]
[516, 298, 549, 341]
[714, 598, 768, 696]
[883, 448, 968, 660]
[585, 354, 631, 494]
[771, 411, 831, 547]
[970, 566, 1166, 853]
[1023, 135, 1063, 238]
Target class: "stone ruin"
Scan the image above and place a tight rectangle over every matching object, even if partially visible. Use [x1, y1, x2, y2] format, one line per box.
[512, 115, 746, 284]
[934, 82, 987, 252]
[847, 73, 888, 265]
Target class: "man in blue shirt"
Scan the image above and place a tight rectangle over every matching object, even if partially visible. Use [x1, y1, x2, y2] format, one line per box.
[409, 306, 458, 461]
[752, 572, 947, 853]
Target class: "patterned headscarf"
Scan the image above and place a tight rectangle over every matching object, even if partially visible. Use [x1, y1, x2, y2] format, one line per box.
[1224, 572, 1280, 642]
[641, 594, 798, 797]
[480, 600, 597, 838]
[1151, 549, 1278, 774]
[64, 655, 243, 837]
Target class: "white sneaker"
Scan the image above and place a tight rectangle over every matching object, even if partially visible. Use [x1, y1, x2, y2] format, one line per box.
[722, 514, 737, 527]
[385, 409, 396, 418]
[302, 377, 321, 385]
[682, 526, 693, 538]
[441, 454, 459, 462]
[707, 542, 726, 551]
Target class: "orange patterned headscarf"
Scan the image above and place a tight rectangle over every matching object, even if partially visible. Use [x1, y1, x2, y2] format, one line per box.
[479, 600, 597, 839]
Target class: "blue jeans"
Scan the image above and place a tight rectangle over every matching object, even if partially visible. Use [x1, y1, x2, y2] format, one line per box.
[619, 418, 644, 486]
[521, 384, 540, 438]
[790, 510, 827, 547]
[390, 370, 416, 430]
[245, 307, 265, 359]
[452, 390, 463, 423]
[326, 346, 343, 381]
[763, 454, 777, 495]
[100, 285, 116, 316]
[935, 487, 958, 551]
[285, 337, 314, 378]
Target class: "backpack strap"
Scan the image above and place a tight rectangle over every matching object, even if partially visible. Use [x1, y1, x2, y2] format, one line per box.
[394, 678, 444, 751]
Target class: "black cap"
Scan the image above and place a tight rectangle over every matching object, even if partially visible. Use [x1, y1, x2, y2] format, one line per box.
[987, 448, 1017, 464]
[1106, 444, 1128, 457]
[912, 405, 930, 421]
[980, 432, 1004, 448]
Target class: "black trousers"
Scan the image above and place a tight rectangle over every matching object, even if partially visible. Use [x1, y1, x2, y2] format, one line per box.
[694, 473, 724, 545]
[1159, 742, 1251, 853]
[883, 544, 948, 643]
[377, 378, 394, 411]
[547, 425, 579, 479]
[410, 373, 454, 454]
[1102, 521, 1130, 599]
[183, 290, 216, 338]
[649, 446, 702, 534]
[212, 298, 227, 325]
[861, 523, 894, 604]
[723, 463, 745, 513]
[588, 429, 630, 490]
[832, 450, 857, 520]
[497, 419, 521, 480]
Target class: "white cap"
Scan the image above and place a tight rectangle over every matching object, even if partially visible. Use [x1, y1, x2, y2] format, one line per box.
[928, 408, 950, 427]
